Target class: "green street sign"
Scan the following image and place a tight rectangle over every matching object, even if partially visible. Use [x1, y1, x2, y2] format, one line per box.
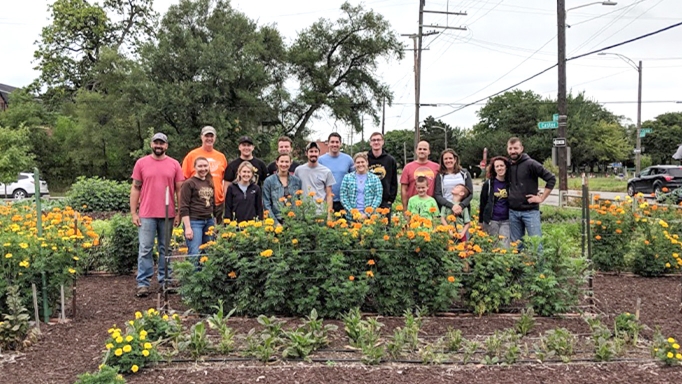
[553, 114, 559, 122]
[538, 121, 559, 130]
[639, 128, 652, 138]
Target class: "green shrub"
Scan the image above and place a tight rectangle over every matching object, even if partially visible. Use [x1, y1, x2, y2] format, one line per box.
[100, 214, 139, 275]
[66, 176, 130, 212]
[74, 366, 126, 384]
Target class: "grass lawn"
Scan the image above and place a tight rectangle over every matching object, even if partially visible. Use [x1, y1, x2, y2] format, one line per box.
[540, 177, 627, 192]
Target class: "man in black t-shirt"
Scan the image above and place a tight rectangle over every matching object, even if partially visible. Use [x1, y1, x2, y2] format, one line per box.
[224, 136, 269, 188]
[267, 136, 300, 176]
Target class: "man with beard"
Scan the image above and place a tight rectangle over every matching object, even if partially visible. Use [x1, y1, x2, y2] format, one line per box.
[294, 141, 335, 218]
[181, 126, 228, 223]
[506, 137, 556, 243]
[224, 136, 268, 188]
[400, 140, 440, 210]
[319, 132, 354, 212]
[367, 132, 398, 214]
[130, 133, 184, 297]
[267, 136, 300, 176]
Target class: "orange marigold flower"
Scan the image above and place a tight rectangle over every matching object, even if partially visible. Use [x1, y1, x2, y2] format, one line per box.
[595, 235, 601, 240]
[349, 275, 355, 281]
[295, 200, 303, 207]
[395, 204, 404, 211]
[365, 207, 374, 214]
[308, 191, 316, 197]
[415, 247, 421, 253]
[367, 259, 375, 266]
[429, 206, 437, 213]
[644, 240, 650, 245]
[366, 270, 374, 278]
[199, 256, 209, 263]
[315, 198, 323, 204]
[447, 276, 455, 283]
[383, 235, 390, 241]
[615, 229, 622, 234]
[228, 271, 237, 279]
[295, 190, 304, 195]
[287, 211, 296, 218]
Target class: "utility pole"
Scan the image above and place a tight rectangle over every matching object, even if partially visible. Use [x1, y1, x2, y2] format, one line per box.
[636, 60, 642, 175]
[381, 97, 386, 135]
[403, 1, 466, 153]
[557, 0, 568, 191]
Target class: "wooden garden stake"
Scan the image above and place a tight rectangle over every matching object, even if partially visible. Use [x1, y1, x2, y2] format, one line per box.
[635, 297, 641, 320]
[60, 284, 65, 322]
[32, 283, 40, 331]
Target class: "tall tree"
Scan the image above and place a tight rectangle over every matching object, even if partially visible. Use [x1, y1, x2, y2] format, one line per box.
[0, 127, 35, 197]
[33, 0, 157, 105]
[283, 1, 404, 140]
[420, 115, 464, 158]
[139, 0, 286, 157]
[641, 112, 682, 165]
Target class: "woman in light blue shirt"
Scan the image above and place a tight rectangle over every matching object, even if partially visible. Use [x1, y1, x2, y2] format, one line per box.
[340, 152, 383, 220]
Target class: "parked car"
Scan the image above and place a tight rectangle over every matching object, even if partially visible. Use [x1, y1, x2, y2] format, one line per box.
[626, 165, 682, 196]
[0, 172, 50, 199]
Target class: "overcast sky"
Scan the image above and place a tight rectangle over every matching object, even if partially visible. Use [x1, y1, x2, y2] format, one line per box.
[2, 0, 681, 143]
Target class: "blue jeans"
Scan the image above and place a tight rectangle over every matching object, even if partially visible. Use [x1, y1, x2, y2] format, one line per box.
[185, 218, 215, 259]
[136, 218, 172, 287]
[509, 210, 542, 243]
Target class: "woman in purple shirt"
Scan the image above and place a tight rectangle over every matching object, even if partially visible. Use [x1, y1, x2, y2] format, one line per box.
[479, 156, 510, 248]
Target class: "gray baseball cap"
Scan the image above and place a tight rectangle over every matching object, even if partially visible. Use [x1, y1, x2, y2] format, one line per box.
[151, 132, 168, 143]
[201, 126, 217, 136]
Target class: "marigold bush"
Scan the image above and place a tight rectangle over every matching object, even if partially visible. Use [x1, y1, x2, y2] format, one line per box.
[176, 193, 586, 317]
[0, 203, 98, 316]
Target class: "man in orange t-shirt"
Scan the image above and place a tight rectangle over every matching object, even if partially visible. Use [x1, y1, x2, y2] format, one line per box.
[181, 126, 228, 223]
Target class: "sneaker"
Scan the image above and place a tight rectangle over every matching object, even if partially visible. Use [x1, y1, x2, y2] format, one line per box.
[136, 286, 150, 297]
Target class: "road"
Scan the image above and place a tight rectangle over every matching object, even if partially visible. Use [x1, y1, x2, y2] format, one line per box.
[471, 183, 633, 207]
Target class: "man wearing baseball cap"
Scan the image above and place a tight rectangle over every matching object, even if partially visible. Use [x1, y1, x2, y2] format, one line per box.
[130, 132, 184, 297]
[181, 126, 228, 223]
[224, 135, 268, 188]
[294, 141, 335, 218]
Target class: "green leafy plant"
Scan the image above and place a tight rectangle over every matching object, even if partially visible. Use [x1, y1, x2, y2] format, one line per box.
[651, 331, 682, 366]
[342, 307, 365, 347]
[359, 317, 384, 365]
[282, 309, 337, 360]
[243, 315, 285, 363]
[206, 300, 237, 354]
[178, 321, 209, 360]
[536, 328, 575, 363]
[419, 338, 446, 364]
[444, 327, 463, 352]
[0, 285, 36, 351]
[514, 307, 535, 336]
[462, 340, 480, 364]
[460, 250, 524, 315]
[98, 214, 139, 275]
[73, 365, 126, 384]
[66, 176, 130, 212]
[614, 312, 642, 346]
[102, 321, 161, 373]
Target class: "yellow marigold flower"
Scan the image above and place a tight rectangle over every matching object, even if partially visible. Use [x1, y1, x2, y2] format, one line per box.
[135, 311, 143, 319]
[447, 276, 455, 283]
[114, 348, 123, 356]
[200, 256, 209, 263]
[659, 219, 669, 228]
[677, 353, 682, 360]
[260, 249, 273, 258]
[666, 263, 671, 268]
[668, 337, 676, 343]
[366, 270, 374, 278]
[19, 243, 29, 249]
[673, 343, 680, 350]
[264, 218, 275, 226]
[614, 195, 621, 201]
[128, 320, 134, 326]
[144, 342, 152, 350]
[539, 274, 546, 279]
[140, 335, 146, 341]
[123, 344, 132, 353]
[68, 268, 76, 274]
[72, 256, 80, 261]
[275, 226, 283, 234]
[115, 337, 124, 345]
[4, 253, 12, 259]
[140, 330, 147, 337]
[667, 352, 674, 359]
[19, 260, 30, 268]
[106, 343, 114, 350]
[162, 314, 169, 321]
[291, 238, 299, 245]
[147, 308, 157, 315]
[142, 349, 150, 357]
[131, 365, 139, 373]
[125, 335, 133, 342]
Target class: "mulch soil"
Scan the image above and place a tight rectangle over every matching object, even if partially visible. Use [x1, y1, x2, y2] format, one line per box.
[1, 273, 681, 384]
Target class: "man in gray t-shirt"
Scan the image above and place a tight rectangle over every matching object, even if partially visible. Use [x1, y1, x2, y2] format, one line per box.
[294, 141, 336, 218]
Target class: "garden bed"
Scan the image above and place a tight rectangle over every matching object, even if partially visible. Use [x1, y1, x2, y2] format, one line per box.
[1, 273, 681, 383]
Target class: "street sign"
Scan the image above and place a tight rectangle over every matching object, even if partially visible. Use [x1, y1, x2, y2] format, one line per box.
[553, 114, 559, 122]
[538, 121, 559, 129]
[553, 138, 566, 147]
[639, 128, 652, 138]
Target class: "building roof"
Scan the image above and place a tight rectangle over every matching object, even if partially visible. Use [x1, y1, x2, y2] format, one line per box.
[0, 83, 19, 104]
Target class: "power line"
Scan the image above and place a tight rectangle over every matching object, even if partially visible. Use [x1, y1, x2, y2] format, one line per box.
[434, 20, 682, 119]
[587, 0, 665, 51]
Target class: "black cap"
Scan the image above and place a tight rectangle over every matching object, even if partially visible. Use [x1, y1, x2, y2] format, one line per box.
[238, 136, 254, 145]
[305, 141, 320, 151]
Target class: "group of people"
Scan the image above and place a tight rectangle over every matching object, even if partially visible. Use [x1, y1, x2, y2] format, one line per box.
[129, 128, 555, 298]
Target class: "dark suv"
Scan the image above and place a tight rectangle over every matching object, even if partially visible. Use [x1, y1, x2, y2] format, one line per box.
[627, 165, 682, 196]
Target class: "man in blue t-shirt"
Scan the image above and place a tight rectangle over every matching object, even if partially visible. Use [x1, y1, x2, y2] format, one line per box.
[319, 132, 354, 212]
